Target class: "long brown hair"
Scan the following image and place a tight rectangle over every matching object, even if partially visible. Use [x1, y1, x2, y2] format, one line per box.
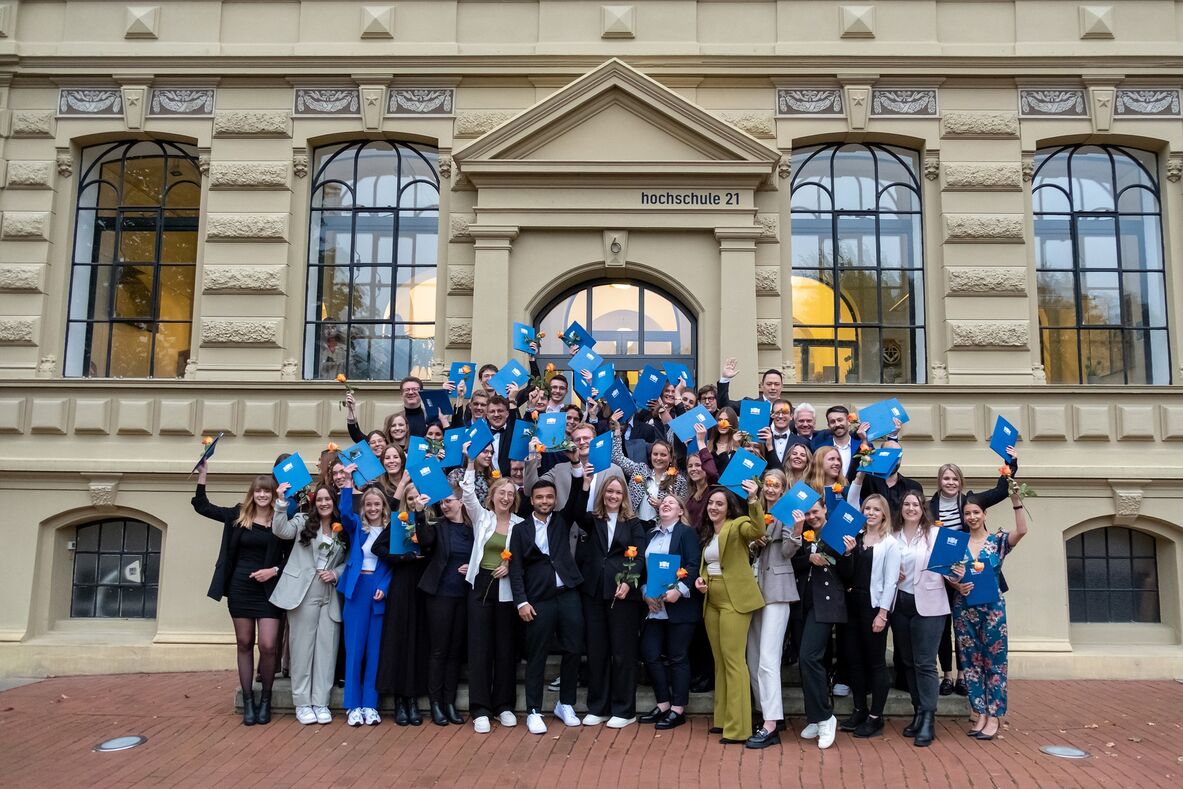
[897, 489, 935, 547]
[299, 484, 341, 546]
[234, 475, 277, 529]
[708, 406, 741, 454]
[807, 445, 848, 493]
[784, 442, 813, 485]
[377, 443, 407, 497]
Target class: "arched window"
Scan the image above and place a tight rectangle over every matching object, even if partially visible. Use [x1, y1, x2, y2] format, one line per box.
[790, 143, 926, 384]
[534, 280, 695, 383]
[71, 518, 162, 618]
[1032, 145, 1169, 384]
[1066, 527, 1159, 623]
[304, 141, 440, 380]
[65, 140, 201, 378]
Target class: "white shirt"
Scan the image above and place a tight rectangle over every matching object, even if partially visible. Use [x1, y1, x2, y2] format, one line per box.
[646, 522, 690, 620]
[570, 464, 599, 512]
[360, 526, 382, 572]
[605, 511, 618, 547]
[833, 434, 853, 475]
[704, 534, 722, 576]
[315, 530, 333, 571]
[532, 512, 563, 589]
[771, 429, 791, 461]
[897, 527, 928, 595]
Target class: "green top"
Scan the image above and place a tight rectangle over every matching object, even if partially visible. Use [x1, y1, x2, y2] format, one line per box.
[480, 531, 508, 571]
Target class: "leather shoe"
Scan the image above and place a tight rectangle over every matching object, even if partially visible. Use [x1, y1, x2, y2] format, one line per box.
[241, 693, 257, 726]
[430, 701, 449, 727]
[445, 703, 465, 725]
[745, 727, 781, 749]
[255, 692, 272, 725]
[939, 678, 954, 696]
[840, 708, 867, 732]
[902, 710, 922, 738]
[639, 706, 666, 724]
[913, 711, 935, 747]
[720, 737, 746, 745]
[691, 676, 714, 693]
[708, 726, 723, 734]
[854, 715, 884, 738]
[655, 710, 686, 730]
[406, 698, 423, 726]
[394, 698, 409, 726]
[954, 678, 969, 697]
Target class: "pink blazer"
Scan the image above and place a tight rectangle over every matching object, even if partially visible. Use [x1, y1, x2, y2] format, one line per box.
[909, 527, 952, 618]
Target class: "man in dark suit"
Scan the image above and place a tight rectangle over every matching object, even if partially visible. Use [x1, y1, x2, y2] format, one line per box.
[485, 394, 516, 475]
[509, 480, 584, 735]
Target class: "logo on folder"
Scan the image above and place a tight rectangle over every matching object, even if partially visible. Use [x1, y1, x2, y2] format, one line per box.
[843, 514, 854, 523]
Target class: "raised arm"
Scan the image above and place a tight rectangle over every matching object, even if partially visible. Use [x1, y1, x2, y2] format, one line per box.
[271, 497, 307, 541]
[610, 432, 648, 478]
[191, 464, 239, 524]
[459, 460, 486, 526]
[978, 447, 1020, 510]
[1007, 491, 1028, 548]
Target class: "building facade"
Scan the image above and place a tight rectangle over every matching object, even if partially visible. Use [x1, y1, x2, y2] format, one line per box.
[0, 0, 1181, 678]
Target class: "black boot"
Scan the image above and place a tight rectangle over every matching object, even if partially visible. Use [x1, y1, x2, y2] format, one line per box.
[854, 715, 885, 738]
[902, 709, 922, 737]
[445, 703, 465, 725]
[256, 692, 272, 725]
[913, 711, 935, 747]
[242, 692, 257, 726]
[840, 708, 867, 732]
[406, 697, 422, 726]
[430, 701, 449, 726]
[394, 697, 410, 726]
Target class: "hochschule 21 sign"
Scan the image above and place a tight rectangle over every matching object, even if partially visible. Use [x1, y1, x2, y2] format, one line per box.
[639, 189, 747, 207]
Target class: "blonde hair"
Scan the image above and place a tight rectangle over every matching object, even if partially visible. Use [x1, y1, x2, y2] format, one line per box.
[937, 463, 965, 494]
[234, 475, 278, 529]
[593, 475, 637, 520]
[861, 494, 893, 539]
[761, 468, 788, 510]
[807, 446, 848, 493]
[484, 476, 520, 513]
[358, 487, 391, 531]
[785, 442, 813, 485]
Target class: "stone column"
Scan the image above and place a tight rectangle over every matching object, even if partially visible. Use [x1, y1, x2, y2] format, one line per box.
[467, 225, 518, 366]
[715, 227, 763, 388]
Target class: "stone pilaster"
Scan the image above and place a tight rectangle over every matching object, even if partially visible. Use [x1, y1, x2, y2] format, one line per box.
[716, 227, 763, 387]
[468, 226, 519, 366]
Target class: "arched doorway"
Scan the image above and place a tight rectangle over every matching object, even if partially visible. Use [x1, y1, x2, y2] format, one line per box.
[533, 279, 697, 385]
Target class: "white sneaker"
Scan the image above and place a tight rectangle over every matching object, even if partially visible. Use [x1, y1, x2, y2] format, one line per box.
[295, 705, 316, 725]
[817, 715, 838, 749]
[497, 710, 518, 727]
[606, 716, 636, 729]
[526, 712, 547, 735]
[582, 713, 608, 726]
[363, 707, 381, 726]
[832, 683, 851, 697]
[347, 708, 364, 727]
[800, 722, 819, 739]
[473, 715, 491, 734]
[554, 703, 581, 727]
[313, 706, 332, 724]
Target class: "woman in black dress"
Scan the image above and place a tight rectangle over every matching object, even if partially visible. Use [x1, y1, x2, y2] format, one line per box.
[192, 461, 287, 725]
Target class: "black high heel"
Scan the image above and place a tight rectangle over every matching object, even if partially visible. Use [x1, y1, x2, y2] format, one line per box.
[242, 692, 257, 726]
[256, 692, 272, 725]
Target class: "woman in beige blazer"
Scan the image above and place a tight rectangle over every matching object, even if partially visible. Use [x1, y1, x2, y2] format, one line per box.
[272, 482, 348, 725]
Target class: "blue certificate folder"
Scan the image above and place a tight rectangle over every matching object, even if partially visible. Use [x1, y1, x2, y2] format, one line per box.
[644, 553, 681, 598]
[574, 363, 616, 401]
[568, 345, 604, 374]
[601, 378, 637, 422]
[488, 359, 529, 397]
[442, 428, 467, 467]
[989, 415, 1019, 461]
[561, 320, 595, 349]
[420, 389, 454, 418]
[465, 419, 495, 457]
[926, 527, 970, 572]
[861, 447, 902, 478]
[338, 440, 384, 488]
[388, 515, 419, 556]
[512, 322, 540, 354]
[964, 560, 1001, 606]
[588, 432, 613, 473]
[738, 399, 772, 436]
[508, 420, 536, 462]
[448, 361, 475, 391]
[717, 448, 767, 497]
[631, 365, 667, 409]
[536, 412, 566, 448]
[771, 481, 821, 523]
[409, 458, 453, 506]
[669, 405, 718, 444]
[859, 397, 909, 441]
[821, 500, 866, 555]
[191, 431, 224, 473]
[663, 361, 694, 389]
[406, 436, 431, 465]
[273, 452, 313, 491]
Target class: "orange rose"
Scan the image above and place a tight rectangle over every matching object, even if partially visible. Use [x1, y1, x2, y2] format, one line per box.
[848, 412, 859, 422]
[665, 467, 678, 477]
[860, 443, 872, 453]
[764, 514, 773, 525]
[397, 512, 409, 522]
[934, 520, 943, 528]
[775, 406, 791, 415]
[537, 331, 546, 339]
[675, 567, 689, 580]
[530, 410, 539, 420]
[336, 373, 347, 384]
[545, 363, 555, 373]
[459, 365, 471, 374]
[633, 474, 644, 484]
[326, 441, 339, 452]
[201, 436, 213, 446]
[500, 549, 512, 561]
[717, 419, 730, 431]
[999, 465, 1012, 477]
[831, 483, 844, 494]
[802, 529, 816, 543]
[624, 546, 638, 559]
[491, 470, 501, 479]
[332, 522, 343, 533]
[972, 561, 985, 572]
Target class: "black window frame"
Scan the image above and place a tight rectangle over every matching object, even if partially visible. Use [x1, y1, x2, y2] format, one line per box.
[70, 518, 163, 619]
[1066, 526, 1160, 624]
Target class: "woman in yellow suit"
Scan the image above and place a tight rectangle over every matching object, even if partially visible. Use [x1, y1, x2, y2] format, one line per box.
[693, 481, 765, 744]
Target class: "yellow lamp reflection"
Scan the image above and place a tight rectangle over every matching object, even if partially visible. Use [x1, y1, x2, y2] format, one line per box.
[791, 275, 858, 384]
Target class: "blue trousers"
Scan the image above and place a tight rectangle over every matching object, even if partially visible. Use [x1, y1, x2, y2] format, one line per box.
[343, 572, 384, 710]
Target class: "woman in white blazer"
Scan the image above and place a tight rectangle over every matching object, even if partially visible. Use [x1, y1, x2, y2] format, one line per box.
[839, 493, 901, 739]
[460, 449, 524, 734]
[271, 483, 348, 725]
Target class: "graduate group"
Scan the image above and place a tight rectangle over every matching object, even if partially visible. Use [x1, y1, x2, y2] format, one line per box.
[192, 321, 1028, 751]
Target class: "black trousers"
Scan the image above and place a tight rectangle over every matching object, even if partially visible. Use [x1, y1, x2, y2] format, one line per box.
[799, 607, 836, 724]
[583, 596, 642, 718]
[843, 592, 890, 717]
[938, 585, 962, 673]
[524, 588, 584, 711]
[891, 592, 945, 713]
[689, 620, 714, 680]
[425, 594, 466, 705]
[640, 619, 696, 707]
[466, 571, 517, 718]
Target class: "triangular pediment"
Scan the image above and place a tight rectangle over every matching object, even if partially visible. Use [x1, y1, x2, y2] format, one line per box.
[454, 58, 780, 171]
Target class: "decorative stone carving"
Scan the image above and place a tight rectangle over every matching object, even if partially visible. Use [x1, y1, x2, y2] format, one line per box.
[205, 214, 288, 241]
[0, 3, 11, 37]
[213, 111, 290, 137]
[388, 88, 455, 116]
[197, 155, 210, 177]
[449, 214, 475, 242]
[1167, 155, 1183, 183]
[0, 318, 35, 345]
[756, 320, 781, 349]
[88, 481, 120, 509]
[208, 161, 290, 189]
[447, 266, 475, 294]
[125, 5, 159, 38]
[360, 5, 395, 38]
[781, 361, 798, 385]
[1079, 5, 1114, 39]
[1032, 364, 1047, 385]
[429, 358, 447, 381]
[1, 212, 50, 241]
[1114, 89, 1181, 118]
[280, 358, 299, 381]
[949, 320, 1029, 349]
[844, 86, 871, 130]
[294, 88, 360, 115]
[0, 264, 41, 292]
[149, 88, 216, 116]
[930, 362, 949, 384]
[454, 110, 515, 137]
[56, 152, 73, 177]
[360, 86, 384, 129]
[943, 214, 1024, 243]
[446, 318, 473, 348]
[1021, 156, 1035, 182]
[946, 267, 1028, 296]
[437, 156, 453, 179]
[58, 89, 123, 116]
[201, 318, 281, 346]
[778, 156, 791, 179]
[754, 266, 780, 296]
[1018, 89, 1087, 117]
[872, 89, 938, 117]
[1109, 481, 1147, 526]
[293, 153, 309, 179]
[754, 214, 779, 242]
[11, 111, 55, 137]
[942, 162, 1023, 191]
[715, 111, 775, 139]
[941, 111, 1019, 138]
[776, 89, 843, 116]
[203, 265, 285, 294]
[5, 161, 53, 188]
[923, 156, 939, 181]
[1090, 86, 1115, 132]
[122, 86, 147, 129]
[601, 5, 635, 38]
[183, 357, 199, 379]
[36, 355, 58, 378]
[839, 5, 874, 38]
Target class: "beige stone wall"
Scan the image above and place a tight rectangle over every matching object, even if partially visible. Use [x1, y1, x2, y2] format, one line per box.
[0, 0, 1182, 677]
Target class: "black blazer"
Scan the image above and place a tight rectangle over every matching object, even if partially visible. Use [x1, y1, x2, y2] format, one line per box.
[927, 456, 1019, 523]
[508, 510, 583, 607]
[647, 522, 703, 624]
[414, 516, 473, 596]
[567, 484, 649, 601]
[192, 485, 287, 602]
[791, 543, 854, 625]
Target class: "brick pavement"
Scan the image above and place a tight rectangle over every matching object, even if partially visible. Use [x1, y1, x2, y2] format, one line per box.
[0, 672, 1180, 788]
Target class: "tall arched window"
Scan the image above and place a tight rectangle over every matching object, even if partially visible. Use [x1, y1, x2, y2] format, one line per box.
[71, 518, 162, 618]
[1066, 527, 1159, 623]
[790, 143, 926, 384]
[65, 141, 201, 378]
[1033, 145, 1169, 384]
[304, 141, 440, 380]
[534, 280, 695, 383]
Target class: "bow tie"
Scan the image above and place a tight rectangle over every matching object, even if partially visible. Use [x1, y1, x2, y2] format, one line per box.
[774, 434, 789, 440]
[490, 426, 505, 435]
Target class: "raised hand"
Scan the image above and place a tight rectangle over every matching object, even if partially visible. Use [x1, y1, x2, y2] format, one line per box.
[722, 357, 739, 379]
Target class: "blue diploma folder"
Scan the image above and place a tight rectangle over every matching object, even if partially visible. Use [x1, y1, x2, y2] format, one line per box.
[448, 361, 475, 392]
[859, 397, 910, 441]
[409, 458, 453, 506]
[536, 412, 566, 449]
[568, 346, 604, 374]
[338, 440, 384, 488]
[561, 320, 596, 349]
[273, 452, 312, 491]
[644, 552, 681, 598]
[772, 481, 821, 523]
[631, 365, 668, 410]
[821, 500, 866, 555]
[508, 420, 536, 462]
[989, 415, 1019, 461]
[406, 436, 431, 465]
[589, 363, 616, 398]
[588, 433, 613, 473]
[669, 405, 718, 444]
[420, 389, 454, 418]
[600, 378, 637, 422]
[465, 419, 495, 457]
[717, 448, 767, 497]
[824, 485, 844, 512]
[926, 527, 970, 572]
[442, 428, 467, 467]
[488, 359, 529, 397]
[738, 399, 772, 436]
[965, 560, 1001, 606]
[388, 516, 419, 556]
[861, 447, 903, 478]
[191, 431, 224, 473]
[663, 361, 694, 389]
[512, 322, 539, 354]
